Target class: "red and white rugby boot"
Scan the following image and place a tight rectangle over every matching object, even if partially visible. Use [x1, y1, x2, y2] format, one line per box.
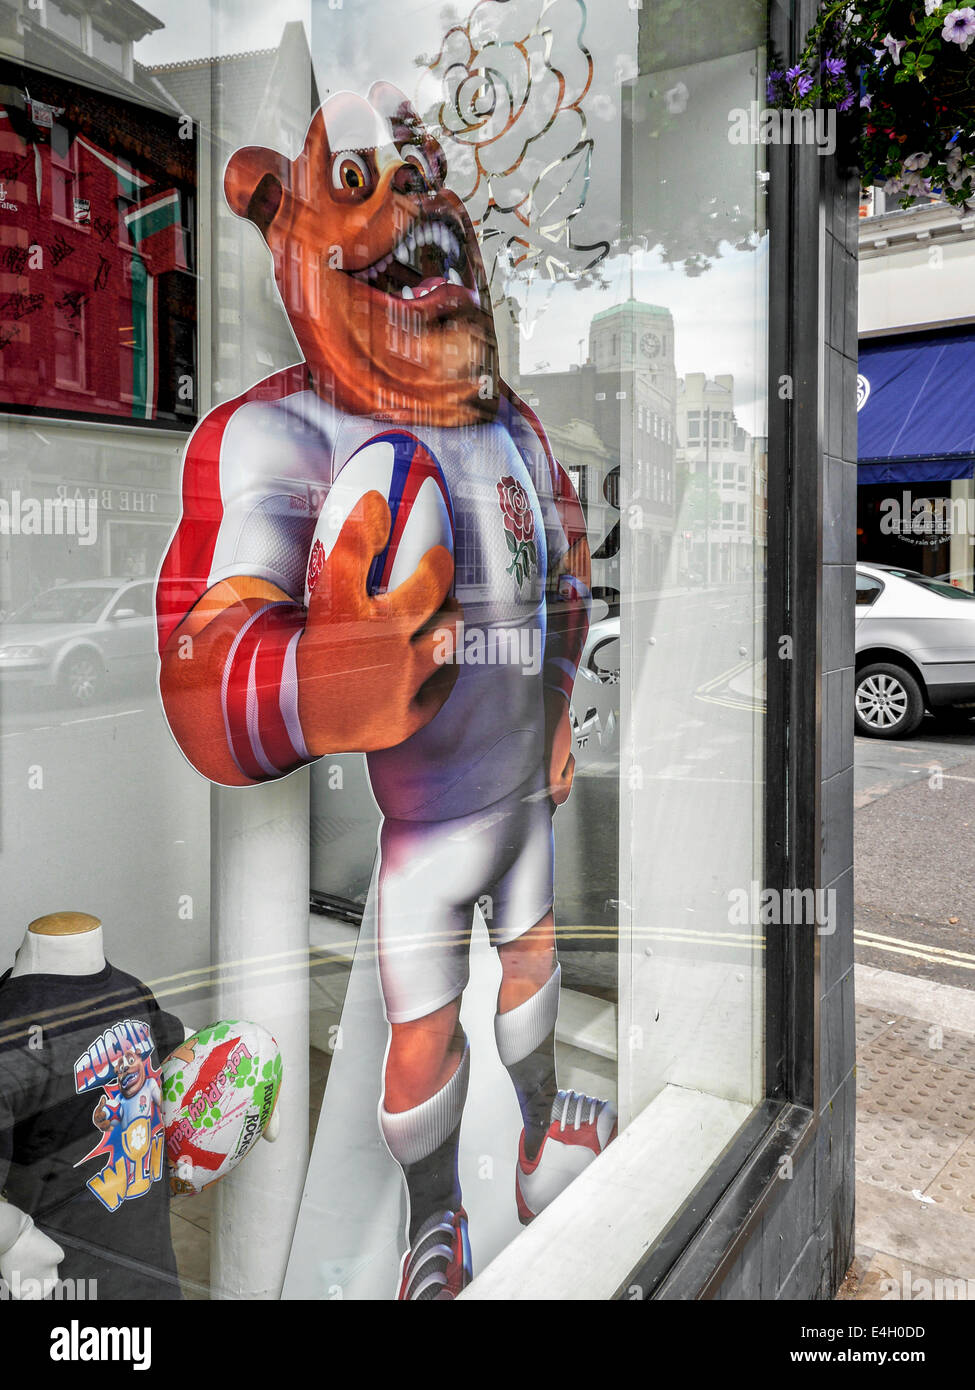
[397, 1207, 473, 1301]
[516, 1090, 617, 1225]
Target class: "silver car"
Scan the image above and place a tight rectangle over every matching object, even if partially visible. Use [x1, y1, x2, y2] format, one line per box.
[855, 563, 975, 737]
[0, 578, 158, 706]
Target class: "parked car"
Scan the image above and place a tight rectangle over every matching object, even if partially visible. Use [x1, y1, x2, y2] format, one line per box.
[855, 563, 975, 737]
[0, 578, 158, 706]
[934, 569, 975, 590]
[569, 615, 620, 760]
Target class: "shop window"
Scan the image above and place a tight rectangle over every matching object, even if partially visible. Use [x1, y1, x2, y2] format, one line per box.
[1, 0, 776, 1308]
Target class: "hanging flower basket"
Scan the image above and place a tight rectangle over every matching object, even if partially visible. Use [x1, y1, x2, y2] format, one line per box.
[769, 1, 975, 209]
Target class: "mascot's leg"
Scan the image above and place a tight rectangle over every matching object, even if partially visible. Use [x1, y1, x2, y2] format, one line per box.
[375, 813, 478, 1300]
[382, 1001, 467, 1220]
[380, 1001, 473, 1300]
[495, 911, 561, 1159]
[496, 914, 617, 1225]
[492, 778, 619, 1225]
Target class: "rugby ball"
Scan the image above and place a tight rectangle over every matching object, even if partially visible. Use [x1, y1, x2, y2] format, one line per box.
[305, 430, 454, 605]
[161, 1019, 282, 1196]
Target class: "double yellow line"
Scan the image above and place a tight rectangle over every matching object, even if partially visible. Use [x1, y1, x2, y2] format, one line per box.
[695, 660, 765, 713]
[855, 927, 975, 973]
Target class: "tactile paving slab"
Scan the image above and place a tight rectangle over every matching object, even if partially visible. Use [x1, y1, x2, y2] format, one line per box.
[872, 1015, 975, 1074]
[856, 1045, 975, 1194]
[925, 1136, 975, 1217]
[856, 1003, 898, 1050]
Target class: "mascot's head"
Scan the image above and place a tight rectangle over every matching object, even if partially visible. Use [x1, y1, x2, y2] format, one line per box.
[115, 1046, 148, 1098]
[225, 84, 498, 427]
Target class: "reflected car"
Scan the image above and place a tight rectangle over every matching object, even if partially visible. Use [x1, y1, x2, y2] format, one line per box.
[855, 563, 975, 738]
[0, 578, 158, 705]
[570, 616, 620, 761]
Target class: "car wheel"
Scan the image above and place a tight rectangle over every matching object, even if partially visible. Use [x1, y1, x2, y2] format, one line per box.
[60, 651, 103, 706]
[854, 663, 924, 739]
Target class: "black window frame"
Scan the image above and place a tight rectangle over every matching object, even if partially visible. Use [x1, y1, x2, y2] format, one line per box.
[618, 0, 836, 1300]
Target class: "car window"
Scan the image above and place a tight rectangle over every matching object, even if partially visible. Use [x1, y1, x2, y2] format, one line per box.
[9, 587, 110, 624]
[856, 574, 884, 607]
[111, 583, 153, 618]
[896, 572, 975, 601]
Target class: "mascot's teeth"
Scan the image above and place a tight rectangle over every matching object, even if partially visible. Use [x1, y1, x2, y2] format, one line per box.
[394, 243, 409, 264]
[447, 268, 463, 286]
[401, 285, 415, 299]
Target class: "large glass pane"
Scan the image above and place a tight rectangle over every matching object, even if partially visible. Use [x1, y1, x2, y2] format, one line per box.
[0, 0, 769, 1303]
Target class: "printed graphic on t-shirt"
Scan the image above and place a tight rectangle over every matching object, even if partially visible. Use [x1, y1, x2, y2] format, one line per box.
[73, 1018, 165, 1212]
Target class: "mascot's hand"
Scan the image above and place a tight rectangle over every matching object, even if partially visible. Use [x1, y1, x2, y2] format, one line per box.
[545, 687, 576, 808]
[297, 490, 462, 754]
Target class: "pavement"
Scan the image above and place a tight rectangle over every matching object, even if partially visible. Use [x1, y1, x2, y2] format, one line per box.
[842, 719, 975, 1300]
[840, 967, 975, 1302]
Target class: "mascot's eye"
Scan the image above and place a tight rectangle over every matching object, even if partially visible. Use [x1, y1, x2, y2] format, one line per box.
[330, 153, 373, 199]
[403, 150, 431, 184]
[400, 143, 446, 190]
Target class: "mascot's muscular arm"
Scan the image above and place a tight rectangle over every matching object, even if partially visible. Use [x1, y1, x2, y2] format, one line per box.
[157, 489, 457, 788]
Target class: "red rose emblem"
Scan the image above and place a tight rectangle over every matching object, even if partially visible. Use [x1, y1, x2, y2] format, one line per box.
[497, 475, 537, 590]
[497, 476, 535, 545]
[306, 537, 325, 598]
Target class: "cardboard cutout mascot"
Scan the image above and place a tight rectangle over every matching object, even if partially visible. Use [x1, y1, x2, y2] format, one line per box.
[156, 85, 616, 1300]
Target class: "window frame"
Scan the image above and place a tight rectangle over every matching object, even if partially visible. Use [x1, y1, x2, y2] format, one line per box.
[618, 0, 829, 1300]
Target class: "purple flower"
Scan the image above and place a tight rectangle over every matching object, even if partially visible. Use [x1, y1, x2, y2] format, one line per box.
[766, 69, 784, 102]
[942, 7, 975, 48]
[860, 92, 873, 110]
[882, 34, 907, 64]
[838, 83, 856, 112]
[786, 63, 814, 96]
[821, 53, 846, 77]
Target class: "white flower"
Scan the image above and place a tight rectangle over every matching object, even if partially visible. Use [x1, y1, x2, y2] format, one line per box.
[882, 34, 907, 63]
[904, 151, 931, 170]
[924, 0, 942, 14]
[941, 7, 975, 48]
[664, 81, 689, 114]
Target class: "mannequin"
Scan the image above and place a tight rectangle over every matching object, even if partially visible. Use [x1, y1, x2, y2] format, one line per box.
[1, 912, 279, 1301]
[1, 911, 102, 1297]
[10, 910, 105, 979]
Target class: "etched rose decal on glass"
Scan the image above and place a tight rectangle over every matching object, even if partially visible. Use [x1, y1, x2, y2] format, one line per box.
[427, 0, 606, 303]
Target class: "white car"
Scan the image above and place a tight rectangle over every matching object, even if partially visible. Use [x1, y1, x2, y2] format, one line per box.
[855, 563, 975, 737]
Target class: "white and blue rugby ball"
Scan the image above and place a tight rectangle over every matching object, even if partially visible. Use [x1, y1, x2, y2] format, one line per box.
[305, 431, 454, 604]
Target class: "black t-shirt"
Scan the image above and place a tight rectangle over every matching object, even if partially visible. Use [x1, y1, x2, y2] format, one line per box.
[0, 961, 184, 1299]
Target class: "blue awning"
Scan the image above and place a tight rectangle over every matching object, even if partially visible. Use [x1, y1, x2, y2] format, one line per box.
[858, 329, 975, 485]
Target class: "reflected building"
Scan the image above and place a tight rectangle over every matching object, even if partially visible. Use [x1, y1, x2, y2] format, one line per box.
[675, 371, 755, 585]
[511, 296, 678, 610]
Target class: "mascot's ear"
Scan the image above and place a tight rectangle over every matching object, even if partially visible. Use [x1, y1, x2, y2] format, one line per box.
[224, 145, 292, 239]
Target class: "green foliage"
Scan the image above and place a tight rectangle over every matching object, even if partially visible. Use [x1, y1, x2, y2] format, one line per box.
[769, 1, 975, 209]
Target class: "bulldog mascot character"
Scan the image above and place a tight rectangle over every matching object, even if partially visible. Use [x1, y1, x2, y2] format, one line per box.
[156, 85, 616, 1300]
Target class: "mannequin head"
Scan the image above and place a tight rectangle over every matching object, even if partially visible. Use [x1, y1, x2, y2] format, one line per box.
[28, 911, 101, 937]
[11, 911, 105, 978]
